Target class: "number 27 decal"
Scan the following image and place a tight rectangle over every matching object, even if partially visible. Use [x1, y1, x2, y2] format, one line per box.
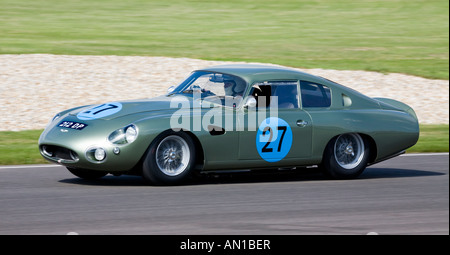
[256, 117, 293, 162]
[261, 126, 287, 153]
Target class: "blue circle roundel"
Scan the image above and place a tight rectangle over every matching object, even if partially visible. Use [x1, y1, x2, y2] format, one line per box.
[77, 102, 122, 120]
[256, 117, 293, 162]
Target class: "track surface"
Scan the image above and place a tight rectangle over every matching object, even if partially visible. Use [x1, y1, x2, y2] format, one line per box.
[0, 154, 448, 235]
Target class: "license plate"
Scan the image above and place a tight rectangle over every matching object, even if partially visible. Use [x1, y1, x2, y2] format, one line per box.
[58, 121, 88, 130]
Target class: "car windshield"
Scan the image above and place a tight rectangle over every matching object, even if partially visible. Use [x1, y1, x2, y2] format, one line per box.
[169, 71, 247, 107]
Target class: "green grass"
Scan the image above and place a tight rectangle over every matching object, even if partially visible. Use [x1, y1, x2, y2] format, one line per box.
[407, 124, 449, 153]
[0, 130, 47, 165]
[0, 0, 448, 79]
[0, 125, 447, 165]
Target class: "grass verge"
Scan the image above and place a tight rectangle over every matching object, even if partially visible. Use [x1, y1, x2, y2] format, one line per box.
[0, 0, 448, 79]
[0, 125, 447, 165]
[407, 124, 449, 153]
[0, 130, 47, 165]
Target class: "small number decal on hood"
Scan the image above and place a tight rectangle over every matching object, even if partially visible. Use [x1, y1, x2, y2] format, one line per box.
[77, 102, 123, 120]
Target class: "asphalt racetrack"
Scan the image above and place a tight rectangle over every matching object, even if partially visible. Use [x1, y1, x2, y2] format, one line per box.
[0, 153, 448, 235]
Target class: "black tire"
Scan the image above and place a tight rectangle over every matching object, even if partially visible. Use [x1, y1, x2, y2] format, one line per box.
[67, 167, 107, 180]
[142, 131, 196, 185]
[321, 133, 370, 179]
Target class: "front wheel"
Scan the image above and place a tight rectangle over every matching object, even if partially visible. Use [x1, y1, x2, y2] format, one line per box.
[142, 132, 196, 185]
[321, 133, 370, 179]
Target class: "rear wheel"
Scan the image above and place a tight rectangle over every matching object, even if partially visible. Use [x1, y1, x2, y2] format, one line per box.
[321, 133, 370, 179]
[66, 167, 107, 180]
[142, 132, 196, 185]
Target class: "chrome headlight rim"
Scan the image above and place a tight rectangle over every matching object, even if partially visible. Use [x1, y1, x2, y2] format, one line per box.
[125, 125, 138, 144]
[85, 146, 107, 163]
[108, 124, 139, 145]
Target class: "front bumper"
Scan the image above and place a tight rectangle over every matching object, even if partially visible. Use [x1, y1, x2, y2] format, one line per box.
[38, 118, 152, 172]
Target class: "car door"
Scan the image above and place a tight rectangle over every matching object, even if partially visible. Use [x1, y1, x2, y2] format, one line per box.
[238, 81, 312, 162]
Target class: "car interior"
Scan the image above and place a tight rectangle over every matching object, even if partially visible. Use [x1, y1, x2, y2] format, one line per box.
[249, 84, 299, 109]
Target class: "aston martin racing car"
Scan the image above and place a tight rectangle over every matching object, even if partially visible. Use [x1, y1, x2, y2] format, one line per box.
[39, 64, 419, 184]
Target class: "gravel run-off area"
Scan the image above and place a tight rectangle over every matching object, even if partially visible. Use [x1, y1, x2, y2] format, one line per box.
[0, 54, 448, 131]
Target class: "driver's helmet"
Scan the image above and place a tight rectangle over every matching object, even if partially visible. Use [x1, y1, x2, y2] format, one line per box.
[224, 79, 245, 96]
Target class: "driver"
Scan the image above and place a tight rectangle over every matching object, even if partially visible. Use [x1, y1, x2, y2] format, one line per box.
[224, 80, 245, 97]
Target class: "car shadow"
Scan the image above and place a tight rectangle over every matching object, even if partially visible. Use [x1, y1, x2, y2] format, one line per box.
[58, 167, 444, 187]
[192, 167, 444, 185]
[59, 175, 148, 186]
[361, 167, 445, 179]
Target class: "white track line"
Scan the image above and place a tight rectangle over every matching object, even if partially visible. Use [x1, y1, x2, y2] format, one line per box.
[0, 153, 447, 169]
[0, 164, 62, 169]
[401, 153, 449, 157]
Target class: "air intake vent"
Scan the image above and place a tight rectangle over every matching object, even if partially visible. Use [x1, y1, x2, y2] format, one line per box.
[40, 145, 79, 162]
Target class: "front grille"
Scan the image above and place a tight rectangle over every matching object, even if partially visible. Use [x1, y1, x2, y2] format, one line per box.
[40, 145, 79, 162]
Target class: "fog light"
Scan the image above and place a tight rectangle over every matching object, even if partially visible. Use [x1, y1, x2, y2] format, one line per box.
[113, 147, 120, 155]
[94, 148, 106, 161]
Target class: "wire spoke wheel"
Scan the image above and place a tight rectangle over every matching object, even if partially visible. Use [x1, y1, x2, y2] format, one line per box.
[334, 133, 365, 170]
[143, 131, 196, 185]
[155, 135, 190, 176]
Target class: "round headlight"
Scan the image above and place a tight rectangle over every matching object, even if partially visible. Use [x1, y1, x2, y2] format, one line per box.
[94, 148, 106, 161]
[125, 125, 138, 143]
[108, 124, 138, 145]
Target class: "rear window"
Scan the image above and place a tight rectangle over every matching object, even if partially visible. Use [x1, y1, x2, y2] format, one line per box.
[300, 81, 331, 108]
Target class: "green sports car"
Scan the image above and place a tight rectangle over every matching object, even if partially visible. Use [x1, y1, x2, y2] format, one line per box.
[39, 64, 419, 185]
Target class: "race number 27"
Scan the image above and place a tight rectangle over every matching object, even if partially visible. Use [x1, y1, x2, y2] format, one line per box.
[256, 117, 293, 163]
[261, 126, 287, 153]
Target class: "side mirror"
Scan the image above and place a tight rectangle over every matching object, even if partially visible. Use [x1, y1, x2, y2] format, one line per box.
[167, 86, 175, 94]
[244, 96, 257, 108]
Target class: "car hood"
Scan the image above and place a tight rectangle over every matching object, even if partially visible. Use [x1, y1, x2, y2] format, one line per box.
[69, 95, 192, 121]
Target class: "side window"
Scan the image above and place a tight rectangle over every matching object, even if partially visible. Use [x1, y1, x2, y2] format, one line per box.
[250, 81, 299, 109]
[300, 81, 331, 108]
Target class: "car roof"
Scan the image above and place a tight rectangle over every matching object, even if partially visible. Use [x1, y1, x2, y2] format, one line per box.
[198, 64, 327, 85]
[198, 64, 377, 105]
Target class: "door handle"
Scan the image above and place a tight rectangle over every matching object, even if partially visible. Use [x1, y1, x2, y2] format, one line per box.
[296, 120, 308, 127]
